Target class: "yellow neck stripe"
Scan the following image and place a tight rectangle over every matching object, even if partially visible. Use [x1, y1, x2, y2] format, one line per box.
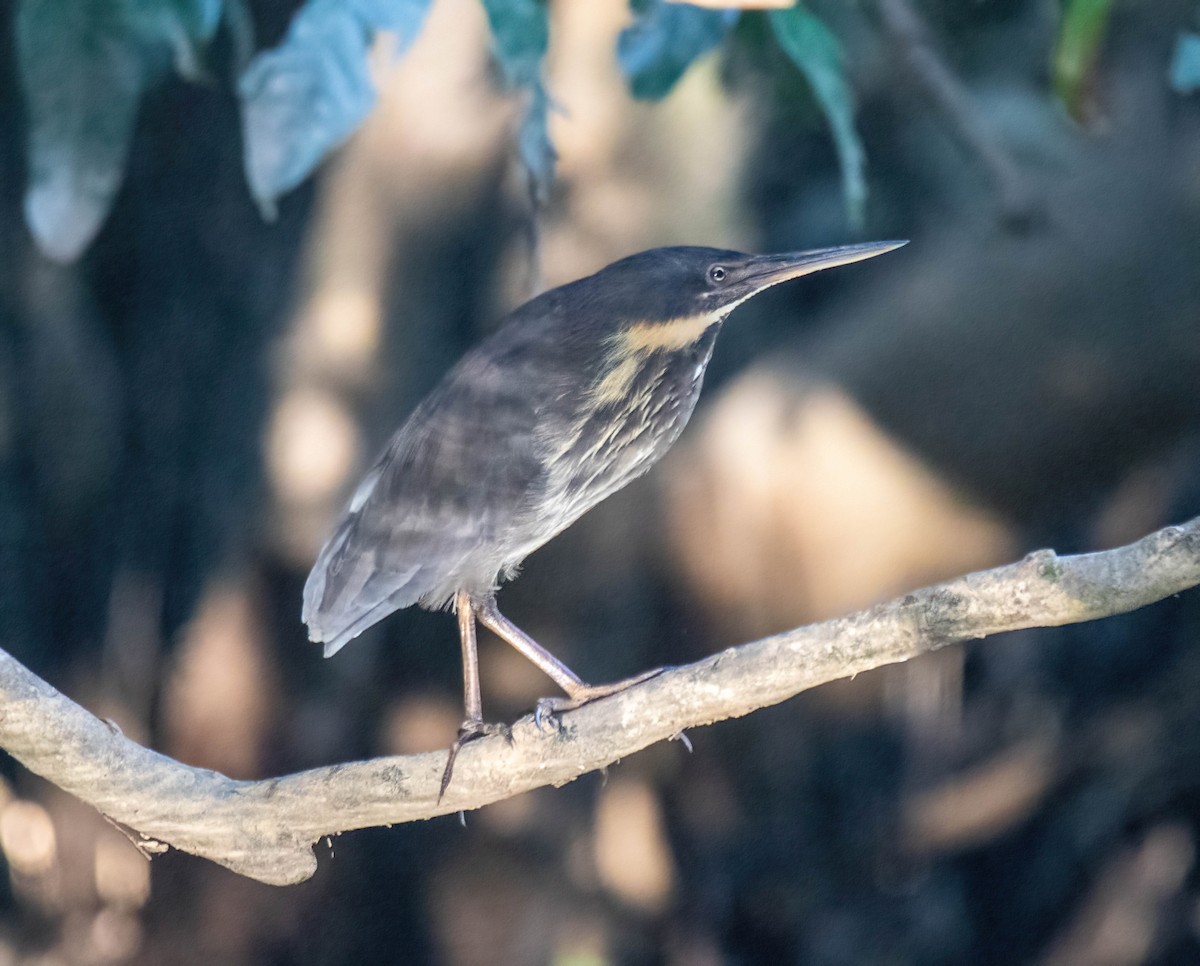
[620, 310, 722, 354]
[590, 310, 722, 405]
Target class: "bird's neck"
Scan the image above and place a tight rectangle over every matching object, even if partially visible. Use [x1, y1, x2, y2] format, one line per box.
[590, 315, 723, 407]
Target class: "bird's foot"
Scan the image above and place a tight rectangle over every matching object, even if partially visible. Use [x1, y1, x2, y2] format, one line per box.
[534, 666, 667, 731]
[439, 719, 511, 802]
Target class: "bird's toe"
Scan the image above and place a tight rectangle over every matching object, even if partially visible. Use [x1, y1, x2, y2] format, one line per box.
[533, 666, 670, 731]
[534, 697, 571, 732]
[439, 719, 512, 801]
[456, 719, 511, 742]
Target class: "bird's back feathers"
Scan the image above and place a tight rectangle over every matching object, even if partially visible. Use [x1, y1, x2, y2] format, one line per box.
[303, 338, 566, 652]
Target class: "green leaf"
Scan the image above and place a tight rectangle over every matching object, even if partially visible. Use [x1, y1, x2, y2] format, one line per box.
[1170, 32, 1200, 94]
[238, 0, 433, 218]
[518, 83, 557, 204]
[768, 4, 866, 227]
[16, 0, 221, 263]
[1053, 0, 1114, 119]
[478, 0, 556, 204]
[479, 0, 548, 88]
[128, 0, 223, 77]
[617, 1, 739, 101]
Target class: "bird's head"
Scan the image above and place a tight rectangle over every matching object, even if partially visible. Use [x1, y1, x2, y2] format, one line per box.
[567, 241, 905, 410]
[587, 241, 907, 355]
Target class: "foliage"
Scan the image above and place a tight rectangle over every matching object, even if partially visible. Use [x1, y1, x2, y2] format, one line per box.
[617, 0, 738, 99]
[10, 0, 872, 263]
[9, 0, 1197, 262]
[240, 0, 433, 217]
[16, 0, 220, 261]
[767, 4, 864, 226]
[1171, 32, 1200, 94]
[479, 0, 555, 202]
[1052, 0, 1115, 121]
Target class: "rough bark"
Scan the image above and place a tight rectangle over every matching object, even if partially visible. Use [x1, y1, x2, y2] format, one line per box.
[1, 519, 1198, 886]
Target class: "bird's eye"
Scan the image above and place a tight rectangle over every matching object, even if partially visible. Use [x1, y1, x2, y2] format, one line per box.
[708, 265, 728, 284]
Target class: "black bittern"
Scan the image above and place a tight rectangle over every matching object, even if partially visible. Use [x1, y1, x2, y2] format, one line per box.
[303, 241, 905, 786]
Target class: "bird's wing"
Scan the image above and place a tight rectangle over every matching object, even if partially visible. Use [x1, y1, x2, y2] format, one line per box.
[302, 350, 552, 654]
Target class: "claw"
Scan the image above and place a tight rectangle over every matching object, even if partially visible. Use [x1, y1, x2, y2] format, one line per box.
[531, 666, 669, 733]
[439, 719, 510, 802]
[534, 699, 566, 732]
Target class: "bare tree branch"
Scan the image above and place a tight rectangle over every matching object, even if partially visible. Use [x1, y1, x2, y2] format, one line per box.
[2, 519, 1199, 886]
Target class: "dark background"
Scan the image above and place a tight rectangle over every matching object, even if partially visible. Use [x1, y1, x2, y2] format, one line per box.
[3, 0, 1200, 963]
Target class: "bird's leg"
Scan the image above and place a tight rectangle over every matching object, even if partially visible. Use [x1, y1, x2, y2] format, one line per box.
[474, 597, 664, 727]
[440, 591, 509, 800]
[474, 596, 585, 691]
[458, 589, 484, 728]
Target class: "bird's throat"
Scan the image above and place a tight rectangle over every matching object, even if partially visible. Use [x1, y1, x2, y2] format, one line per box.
[621, 310, 724, 354]
[591, 312, 724, 406]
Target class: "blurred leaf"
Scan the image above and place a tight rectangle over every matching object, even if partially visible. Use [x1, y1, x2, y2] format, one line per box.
[518, 84, 557, 204]
[768, 4, 866, 226]
[221, 0, 257, 76]
[480, 0, 548, 88]
[129, 0, 223, 77]
[1053, 0, 1113, 120]
[1170, 32, 1200, 94]
[617, 0, 739, 100]
[16, 0, 221, 263]
[666, 0, 790, 6]
[239, 0, 432, 218]
[479, 0, 556, 203]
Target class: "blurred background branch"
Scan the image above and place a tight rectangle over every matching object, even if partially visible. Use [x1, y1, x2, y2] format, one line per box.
[877, 0, 1036, 225]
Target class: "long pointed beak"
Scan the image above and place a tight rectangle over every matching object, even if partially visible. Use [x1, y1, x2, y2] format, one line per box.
[741, 240, 907, 290]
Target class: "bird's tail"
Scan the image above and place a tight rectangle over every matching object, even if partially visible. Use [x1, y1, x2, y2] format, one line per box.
[301, 516, 354, 654]
[302, 516, 418, 658]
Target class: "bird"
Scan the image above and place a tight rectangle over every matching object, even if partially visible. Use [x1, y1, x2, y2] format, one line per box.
[303, 240, 906, 788]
